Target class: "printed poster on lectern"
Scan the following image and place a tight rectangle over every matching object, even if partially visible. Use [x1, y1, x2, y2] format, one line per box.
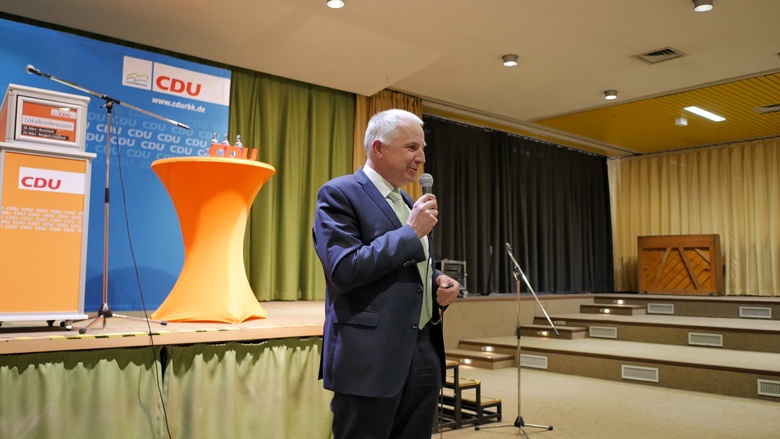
[0, 18, 231, 310]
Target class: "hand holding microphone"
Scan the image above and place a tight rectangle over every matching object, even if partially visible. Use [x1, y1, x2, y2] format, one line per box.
[408, 173, 438, 238]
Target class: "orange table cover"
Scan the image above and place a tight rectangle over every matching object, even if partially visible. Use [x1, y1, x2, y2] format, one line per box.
[150, 157, 275, 323]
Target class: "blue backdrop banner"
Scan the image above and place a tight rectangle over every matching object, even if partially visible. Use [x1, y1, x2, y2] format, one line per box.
[0, 18, 231, 311]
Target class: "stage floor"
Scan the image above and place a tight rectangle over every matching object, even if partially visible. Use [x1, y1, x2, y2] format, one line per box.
[0, 301, 325, 355]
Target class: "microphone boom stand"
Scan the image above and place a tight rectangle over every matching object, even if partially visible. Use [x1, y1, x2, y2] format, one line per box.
[476, 243, 558, 438]
[27, 66, 187, 333]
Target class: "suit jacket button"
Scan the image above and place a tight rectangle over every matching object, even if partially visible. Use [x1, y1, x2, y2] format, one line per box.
[411, 323, 419, 329]
[416, 285, 423, 293]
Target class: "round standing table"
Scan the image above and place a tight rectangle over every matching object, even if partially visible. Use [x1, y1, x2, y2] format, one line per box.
[150, 157, 275, 323]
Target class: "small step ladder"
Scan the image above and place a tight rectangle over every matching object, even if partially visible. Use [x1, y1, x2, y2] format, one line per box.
[437, 360, 502, 431]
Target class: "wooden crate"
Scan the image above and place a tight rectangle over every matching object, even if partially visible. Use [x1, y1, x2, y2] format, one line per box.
[638, 234, 724, 296]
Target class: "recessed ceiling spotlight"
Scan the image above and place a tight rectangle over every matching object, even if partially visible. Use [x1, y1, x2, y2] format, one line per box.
[326, 0, 345, 9]
[693, 0, 713, 12]
[502, 54, 518, 67]
[604, 90, 618, 100]
[685, 106, 725, 122]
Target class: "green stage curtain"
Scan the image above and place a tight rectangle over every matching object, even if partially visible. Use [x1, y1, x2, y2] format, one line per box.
[0, 347, 165, 438]
[228, 70, 355, 301]
[609, 137, 780, 296]
[163, 338, 332, 439]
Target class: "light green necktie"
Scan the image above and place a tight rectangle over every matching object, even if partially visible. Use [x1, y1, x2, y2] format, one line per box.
[388, 189, 433, 328]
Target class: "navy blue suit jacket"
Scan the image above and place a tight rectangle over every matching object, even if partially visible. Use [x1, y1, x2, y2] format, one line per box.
[312, 168, 445, 398]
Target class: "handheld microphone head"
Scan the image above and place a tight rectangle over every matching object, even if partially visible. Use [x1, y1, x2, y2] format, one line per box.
[419, 173, 433, 195]
[26, 64, 41, 76]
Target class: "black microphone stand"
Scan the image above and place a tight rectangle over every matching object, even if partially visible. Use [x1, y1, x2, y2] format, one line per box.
[26, 65, 186, 333]
[476, 243, 558, 438]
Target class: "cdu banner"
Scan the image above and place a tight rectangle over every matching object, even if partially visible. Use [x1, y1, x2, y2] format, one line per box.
[0, 18, 231, 311]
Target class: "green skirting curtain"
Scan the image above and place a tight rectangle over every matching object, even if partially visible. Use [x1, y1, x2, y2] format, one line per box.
[228, 69, 355, 301]
[163, 338, 332, 439]
[0, 338, 332, 439]
[608, 137, 780, 296]
[0, 347, 165, 438]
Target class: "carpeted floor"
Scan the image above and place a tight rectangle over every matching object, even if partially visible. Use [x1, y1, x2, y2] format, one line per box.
[435, 366, 778, 439]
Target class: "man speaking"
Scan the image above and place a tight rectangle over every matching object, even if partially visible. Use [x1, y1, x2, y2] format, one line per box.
[312, 109, 460, 438]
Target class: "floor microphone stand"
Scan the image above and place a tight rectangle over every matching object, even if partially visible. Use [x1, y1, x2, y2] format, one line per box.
[476, 243, 558, 438]
[26, 66, 185, 333]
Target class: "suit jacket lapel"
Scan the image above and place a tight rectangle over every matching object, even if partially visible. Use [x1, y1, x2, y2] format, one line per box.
[356, 168, 403, 228]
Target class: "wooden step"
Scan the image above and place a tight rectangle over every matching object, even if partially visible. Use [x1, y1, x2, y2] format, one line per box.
[445, 349, 514, 369]
[580, 303, 646, 316]
[519, 324, 587, 339]
[444, 375, 480, 390]
[441, 388, 502, 409]
[440, 388, 502, 424]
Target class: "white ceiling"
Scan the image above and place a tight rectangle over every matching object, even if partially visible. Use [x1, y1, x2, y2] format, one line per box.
[2, 0, 779, 156]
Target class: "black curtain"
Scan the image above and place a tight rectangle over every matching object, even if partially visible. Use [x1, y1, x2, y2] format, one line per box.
[424, 116, 613, 295]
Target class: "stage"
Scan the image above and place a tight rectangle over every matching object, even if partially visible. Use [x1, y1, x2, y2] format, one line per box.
[0, 294, 593, 356]
[0, 300, 325, 355]
[4, 294, 779, 357]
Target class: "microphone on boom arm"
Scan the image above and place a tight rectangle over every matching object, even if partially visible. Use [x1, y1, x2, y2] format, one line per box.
[25, 65, 48, 77]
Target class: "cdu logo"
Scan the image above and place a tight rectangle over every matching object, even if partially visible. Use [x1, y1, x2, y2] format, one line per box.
[121, 55, 230, 106]
[122, 56, 153, 90]
[18, 167, 86, 195]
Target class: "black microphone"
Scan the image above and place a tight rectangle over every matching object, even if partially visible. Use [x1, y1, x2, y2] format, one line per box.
[26, 64, 42, 76]
[419, 173, 433, 195]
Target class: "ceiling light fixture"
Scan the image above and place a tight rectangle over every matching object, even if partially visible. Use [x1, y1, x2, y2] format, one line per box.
[693, 0, 713, 12]
[685, 106, 725, 121]
[326, 0, 345, 9]
[604, 90, 618, 100]
[502, 54, 518, 67]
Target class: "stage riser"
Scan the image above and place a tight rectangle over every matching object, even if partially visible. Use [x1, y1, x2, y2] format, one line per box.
[580, 304, 646, 316]
[457, 340, 516, 358]
[445, 294, 780, 402]
[445, 348, 515, 370]
[594, 295, 780, 321]
[519, 324, 587, 340]
[520, 349, 780, 402]
[450, 337, 780, 401]
[532, 317, 780, 354]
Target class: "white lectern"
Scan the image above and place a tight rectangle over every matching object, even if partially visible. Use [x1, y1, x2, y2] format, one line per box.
[0, 84, 95, 330]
